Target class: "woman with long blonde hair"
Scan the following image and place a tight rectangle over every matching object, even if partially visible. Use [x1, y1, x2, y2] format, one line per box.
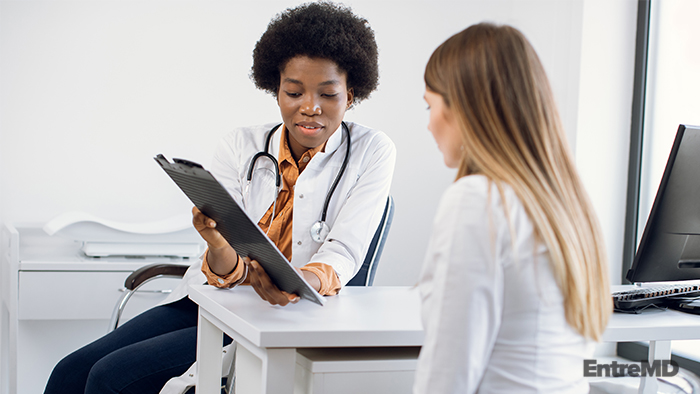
[414, 23, 611, 393]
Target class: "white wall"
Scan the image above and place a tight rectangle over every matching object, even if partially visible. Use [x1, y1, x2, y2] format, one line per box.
[576, 0, 638, 286]
[0, 0, 635, 288]
[639, 0, 700, 240]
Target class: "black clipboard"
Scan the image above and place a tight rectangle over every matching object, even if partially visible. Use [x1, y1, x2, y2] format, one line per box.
[155, 154, 325, 306]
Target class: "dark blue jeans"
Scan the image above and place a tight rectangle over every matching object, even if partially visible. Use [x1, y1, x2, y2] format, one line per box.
[44, 297, 229, 394]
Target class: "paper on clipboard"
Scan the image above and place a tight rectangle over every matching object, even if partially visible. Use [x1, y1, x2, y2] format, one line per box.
[154, 154, 325, 306]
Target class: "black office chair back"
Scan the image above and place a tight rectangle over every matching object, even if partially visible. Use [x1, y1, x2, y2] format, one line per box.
[346, 195, 394, 287]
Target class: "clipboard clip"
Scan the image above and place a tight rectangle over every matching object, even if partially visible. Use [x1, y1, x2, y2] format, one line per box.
[155, 154, 205, 171]
[173, 158, 204, 169]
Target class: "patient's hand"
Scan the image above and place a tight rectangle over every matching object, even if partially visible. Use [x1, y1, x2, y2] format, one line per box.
[244, 257, 301, 306]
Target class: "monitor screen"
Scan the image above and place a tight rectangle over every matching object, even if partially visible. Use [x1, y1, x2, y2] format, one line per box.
[627, 124, 700, 283]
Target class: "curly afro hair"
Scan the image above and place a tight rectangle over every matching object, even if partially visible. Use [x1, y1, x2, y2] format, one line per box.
[251, 2, 379, 105]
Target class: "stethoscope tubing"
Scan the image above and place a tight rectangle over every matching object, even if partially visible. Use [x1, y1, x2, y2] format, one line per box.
[246, 122, 351, 239]
[320, 123, 350, 221]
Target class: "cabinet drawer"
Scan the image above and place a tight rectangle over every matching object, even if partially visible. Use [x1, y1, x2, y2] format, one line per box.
[17, 271, 180, 320]
[294, 347, 420, 394]
[19, 271, 129, 320]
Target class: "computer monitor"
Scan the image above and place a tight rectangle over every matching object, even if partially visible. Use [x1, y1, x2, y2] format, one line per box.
[627, 124, 700, 283]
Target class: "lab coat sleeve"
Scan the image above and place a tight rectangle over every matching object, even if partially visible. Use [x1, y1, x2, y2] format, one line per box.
[413, 178, 505, 394]
[308, 131, 397, 286]
[210, 129, 246, 205]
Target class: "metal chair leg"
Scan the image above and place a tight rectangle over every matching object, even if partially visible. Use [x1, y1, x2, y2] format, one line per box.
[223, 342, 237, 394]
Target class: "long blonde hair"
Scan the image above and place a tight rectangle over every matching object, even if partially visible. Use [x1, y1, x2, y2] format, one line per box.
[425, 23, 611, 340]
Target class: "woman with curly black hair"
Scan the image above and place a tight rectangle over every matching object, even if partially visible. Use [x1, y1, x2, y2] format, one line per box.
[44, 3, 394, 394]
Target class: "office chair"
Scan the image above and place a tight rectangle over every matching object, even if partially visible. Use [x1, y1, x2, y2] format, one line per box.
[109, 195, 394, 332]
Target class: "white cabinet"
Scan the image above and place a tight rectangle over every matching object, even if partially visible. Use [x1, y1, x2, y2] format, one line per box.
[19, 271, 134, 320]
[0, 223, 191, 394]
[294, 347, 420, 394]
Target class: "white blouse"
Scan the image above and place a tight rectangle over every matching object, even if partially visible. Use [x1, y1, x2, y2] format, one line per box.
[413, 175, 592, 394]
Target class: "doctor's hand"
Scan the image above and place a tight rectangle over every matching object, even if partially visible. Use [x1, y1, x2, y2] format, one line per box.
[192, 207, 229, 249]
[192, 207, 238, 276]
[244, 257, 301, 306]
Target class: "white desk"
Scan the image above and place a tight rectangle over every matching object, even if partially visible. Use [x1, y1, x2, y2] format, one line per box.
[601, 308, 700, 393]
[190, 284, 700, 394]
[189, 285, 423, 394]
[0, 224, 188, 394]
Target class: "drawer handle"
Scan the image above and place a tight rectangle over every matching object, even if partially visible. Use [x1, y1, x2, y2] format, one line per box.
[118, 288, 172, 294]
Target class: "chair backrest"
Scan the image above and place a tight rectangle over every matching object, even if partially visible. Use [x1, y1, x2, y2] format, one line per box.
[346, 195, 394, 287]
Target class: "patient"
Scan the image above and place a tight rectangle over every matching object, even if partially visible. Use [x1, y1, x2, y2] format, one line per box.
[414, 23, 612, 393]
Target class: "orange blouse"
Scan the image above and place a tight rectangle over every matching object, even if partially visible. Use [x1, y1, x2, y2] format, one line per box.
[201, 126, 342, 296]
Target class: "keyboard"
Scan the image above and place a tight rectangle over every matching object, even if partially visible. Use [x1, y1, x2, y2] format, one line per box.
[612, 283, 700, 313]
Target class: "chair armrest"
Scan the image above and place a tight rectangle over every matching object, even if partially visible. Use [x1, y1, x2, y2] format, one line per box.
[124, 263, 189, 290]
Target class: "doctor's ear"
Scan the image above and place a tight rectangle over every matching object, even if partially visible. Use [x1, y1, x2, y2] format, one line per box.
[346, 87, 354, 109]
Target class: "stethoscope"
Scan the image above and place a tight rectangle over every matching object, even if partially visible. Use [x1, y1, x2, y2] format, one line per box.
[246, 121, 351, 243]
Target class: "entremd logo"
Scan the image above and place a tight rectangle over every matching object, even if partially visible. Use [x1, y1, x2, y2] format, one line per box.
[583, 359, 679, 378]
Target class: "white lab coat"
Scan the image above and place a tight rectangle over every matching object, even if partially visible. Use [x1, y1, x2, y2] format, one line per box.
[159, 121, 396, 393]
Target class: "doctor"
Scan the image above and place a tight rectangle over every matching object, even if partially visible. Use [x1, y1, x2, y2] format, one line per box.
[44, 3, 395, 394]
[191, 47, 395, 303]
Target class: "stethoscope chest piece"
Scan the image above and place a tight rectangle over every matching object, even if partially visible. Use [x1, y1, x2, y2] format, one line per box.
[310, 220, 330, 243]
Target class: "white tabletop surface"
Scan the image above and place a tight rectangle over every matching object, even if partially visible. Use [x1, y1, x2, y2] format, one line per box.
[603, 308, 700, 342]
[603, 284, 700, 342]
[188, 284, 424, 348]
[9, 225, 192, 270]
[190, 283, 700, 349]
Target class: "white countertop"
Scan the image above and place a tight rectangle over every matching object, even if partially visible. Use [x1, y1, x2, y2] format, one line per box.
[188, 284, 424, 348]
